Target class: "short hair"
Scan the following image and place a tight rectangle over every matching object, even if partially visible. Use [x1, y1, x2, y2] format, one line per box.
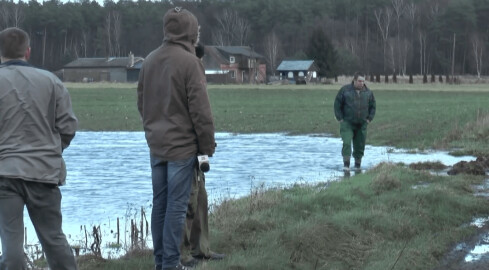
[353, 72, 365, 80]
[0, 27, 30, 59]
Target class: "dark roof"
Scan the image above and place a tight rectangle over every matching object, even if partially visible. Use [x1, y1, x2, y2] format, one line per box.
[64, 57, 144, 68]
[202, 47, 229, 70]
[212, 46, 264, 58]
[277, 60, 316, 71]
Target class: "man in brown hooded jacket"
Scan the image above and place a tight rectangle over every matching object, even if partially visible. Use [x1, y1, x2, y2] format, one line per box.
[137, 7, 215, 270]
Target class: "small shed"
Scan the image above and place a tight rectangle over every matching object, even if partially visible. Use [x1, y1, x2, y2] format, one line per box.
[276, 60, 319, 84]
[63, 52, 143, 82]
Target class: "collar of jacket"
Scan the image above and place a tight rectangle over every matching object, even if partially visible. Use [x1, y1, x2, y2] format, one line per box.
[163, 40, 196, 55]
[350, 81, 368, 91]
[1, 59, 32, 67]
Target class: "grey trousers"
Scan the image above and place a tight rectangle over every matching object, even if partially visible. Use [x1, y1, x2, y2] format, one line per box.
[0, 178, 77, 270]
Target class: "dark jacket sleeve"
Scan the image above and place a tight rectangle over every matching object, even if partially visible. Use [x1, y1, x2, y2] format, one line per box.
[333, 88, 344, 121]
[367, 91, 376, 121]
[186, 59, 216, 156]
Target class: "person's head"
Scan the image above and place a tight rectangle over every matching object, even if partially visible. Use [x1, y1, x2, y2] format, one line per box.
[353, 72, 366, 90]
[0, 27, 31, 61]
[195, 42, 205, 59]
[163, 7, 200, 47]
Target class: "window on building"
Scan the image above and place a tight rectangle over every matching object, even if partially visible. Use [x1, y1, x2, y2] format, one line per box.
[288, 72, 293, 78]
[298, 71, 304, 77]
[230, 56, 235, 63]
[230, 70, 236, 78]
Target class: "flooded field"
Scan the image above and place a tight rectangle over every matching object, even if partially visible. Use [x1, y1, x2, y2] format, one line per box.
[0, 132, 479, 258]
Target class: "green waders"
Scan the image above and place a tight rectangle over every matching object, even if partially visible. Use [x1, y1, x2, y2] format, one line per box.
[340, 121, 368, 161]
[181, 167, 210, 260]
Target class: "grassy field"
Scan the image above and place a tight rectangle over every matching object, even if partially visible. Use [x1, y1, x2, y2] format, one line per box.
[68, 82, 489, 155]
[59, 82, 489, 270]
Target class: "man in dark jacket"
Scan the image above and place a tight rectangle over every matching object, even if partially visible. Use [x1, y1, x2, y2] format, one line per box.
[137, 7, 215, 270]
[0, 27, 78, 269]
[180, 43, 225, 267]
[334, 73, 376, 171]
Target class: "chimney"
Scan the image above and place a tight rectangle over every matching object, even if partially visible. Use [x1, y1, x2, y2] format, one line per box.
[129, 51, 134, 67]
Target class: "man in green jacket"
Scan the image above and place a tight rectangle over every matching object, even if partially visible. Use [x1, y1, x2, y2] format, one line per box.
[334, 73, 376, 171]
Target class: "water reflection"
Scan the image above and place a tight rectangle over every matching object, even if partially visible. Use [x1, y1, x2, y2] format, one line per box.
[0, 132, 476, 255]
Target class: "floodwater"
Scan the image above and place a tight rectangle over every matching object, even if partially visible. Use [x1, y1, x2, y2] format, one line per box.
[0, 132, 479, 257]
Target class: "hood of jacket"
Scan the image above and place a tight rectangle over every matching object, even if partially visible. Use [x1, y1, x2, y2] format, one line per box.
[163, 7, 198, 54]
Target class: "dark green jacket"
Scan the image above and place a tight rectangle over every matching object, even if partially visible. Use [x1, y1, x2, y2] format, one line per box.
[334, 82, 376, 124]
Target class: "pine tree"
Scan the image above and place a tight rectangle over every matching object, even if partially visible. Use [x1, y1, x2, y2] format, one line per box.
[306, 27, 337, 77]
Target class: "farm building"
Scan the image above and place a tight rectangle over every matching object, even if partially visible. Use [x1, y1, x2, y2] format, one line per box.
[62, 52, 143, 82]
[202, 46, 266, 84]
[276, 60, 319, 84]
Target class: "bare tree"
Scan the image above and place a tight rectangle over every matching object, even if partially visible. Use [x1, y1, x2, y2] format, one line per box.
[374, 7, 393, 74]
[391, 0, 405, 75]
[0, 3, 9, 29]
[234, 14, 249, 46]
[112, 11, 122, 57]
[81, 31, 89, 58]
[471, 33, 484, 79]
[11, 4, 24, 27]
[263, 32, 281, 76]
[212, 9, 249, 46]
[419, 30, 427, 75]
[406, 2, 417, 73]
[211, 30, 226, 46]
[105, 13, 113, 57]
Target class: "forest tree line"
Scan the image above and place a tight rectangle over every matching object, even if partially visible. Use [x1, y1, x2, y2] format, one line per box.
[1, 0, 488, 78]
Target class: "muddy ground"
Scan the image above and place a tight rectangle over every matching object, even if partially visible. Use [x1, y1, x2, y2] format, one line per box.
[424, 156, 489, 270]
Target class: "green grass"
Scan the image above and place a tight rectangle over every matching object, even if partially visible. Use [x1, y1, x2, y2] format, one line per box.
[201, 163, 489, 270]
[68, 83, 489, 155]
[62, 82, 489, 269]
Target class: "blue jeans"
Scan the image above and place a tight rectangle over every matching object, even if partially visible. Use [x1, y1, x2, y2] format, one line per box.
[150, 155, 195, 269]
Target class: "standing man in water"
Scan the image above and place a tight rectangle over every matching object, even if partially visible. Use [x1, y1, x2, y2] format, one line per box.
[0, 27, 78, 269]
[334, 73, 376, 171]
[137, 7, 215, 270]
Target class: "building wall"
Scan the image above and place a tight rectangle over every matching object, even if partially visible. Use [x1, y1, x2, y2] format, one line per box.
[64, 68, 128, 82]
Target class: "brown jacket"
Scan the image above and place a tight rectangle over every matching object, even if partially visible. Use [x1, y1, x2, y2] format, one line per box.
[137, 8, 215, 161]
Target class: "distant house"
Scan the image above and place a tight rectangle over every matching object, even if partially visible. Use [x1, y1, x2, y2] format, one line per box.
[202, 46, 266, 84]
[62, 52, 143, 82]
[276, 60, 319, 84]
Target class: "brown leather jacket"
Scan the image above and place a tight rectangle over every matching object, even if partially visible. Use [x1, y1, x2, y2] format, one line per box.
[137, 8, 215, 161]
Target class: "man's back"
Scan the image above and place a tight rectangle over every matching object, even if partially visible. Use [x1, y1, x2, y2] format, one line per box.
[137, 27, 215, 161]
[0, 63, 77, 185]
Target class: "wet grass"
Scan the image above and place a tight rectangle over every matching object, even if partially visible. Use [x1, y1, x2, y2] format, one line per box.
[200, 163, 489, 270]
[63, 82, 489, 269]
[70, 164, 489, 270]
[68, 83, 489, 155]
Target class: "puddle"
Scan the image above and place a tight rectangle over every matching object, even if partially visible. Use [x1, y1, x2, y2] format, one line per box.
[0, 132, 477, 258]
[466, 241, 489, 262]
[473, 179, 489, 198]
[471, 217, 489, 228]
[465, 214, 489, 263]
